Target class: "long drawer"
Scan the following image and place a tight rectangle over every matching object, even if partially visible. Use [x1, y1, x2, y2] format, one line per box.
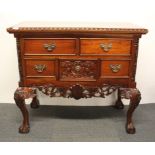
[80, 38, 132, 55]
[23, 38, 77, 55]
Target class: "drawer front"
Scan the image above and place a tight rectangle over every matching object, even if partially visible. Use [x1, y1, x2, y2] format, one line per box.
[24, 39, 77, 55]
[59, 60, 99, 81]
[101, 60, 130, 78]
[25, 59, 56, 79]
[80, 39, 131, 55]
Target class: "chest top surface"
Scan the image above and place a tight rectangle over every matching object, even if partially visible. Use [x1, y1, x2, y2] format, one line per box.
[7, 21, 148, 34]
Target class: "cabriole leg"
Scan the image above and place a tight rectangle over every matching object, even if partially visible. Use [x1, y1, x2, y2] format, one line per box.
[14, 87, 36, 133]
[120, 88, 141, 134]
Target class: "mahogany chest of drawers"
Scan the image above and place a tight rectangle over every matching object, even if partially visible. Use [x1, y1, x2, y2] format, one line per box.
[7, 22, 148, 134]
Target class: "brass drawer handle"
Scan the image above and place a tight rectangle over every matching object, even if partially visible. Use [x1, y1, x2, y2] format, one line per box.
[100, 43, 112, 52]
[43, 43, 56, 51]
[34, 64, 46, 73]
[110, 64, 121, 73]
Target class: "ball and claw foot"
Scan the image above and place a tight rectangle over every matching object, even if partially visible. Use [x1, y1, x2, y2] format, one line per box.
[19, 124, 30, 134]
[120, 88, 141, 134]
[126, 123, 136, 134]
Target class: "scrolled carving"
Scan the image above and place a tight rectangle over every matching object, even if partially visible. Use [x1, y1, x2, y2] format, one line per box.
[38, 84, 62, 97]
[38, 84, 118, 100]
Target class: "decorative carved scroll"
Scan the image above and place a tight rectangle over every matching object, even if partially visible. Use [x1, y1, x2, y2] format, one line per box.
[38, 84, 118, 100]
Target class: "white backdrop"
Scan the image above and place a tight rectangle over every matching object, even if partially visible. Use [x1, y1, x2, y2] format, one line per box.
[0, 0, 155, 105]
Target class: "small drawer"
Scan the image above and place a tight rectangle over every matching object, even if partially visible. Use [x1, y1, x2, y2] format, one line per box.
[59, 59, 99, 81]
[23, 38, 77, 55]
[80, 38, 131, 55]
[101, 60, 130, 78]
[25, 59, 56, 78]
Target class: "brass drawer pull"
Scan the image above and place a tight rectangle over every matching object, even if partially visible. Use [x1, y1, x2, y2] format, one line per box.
[110, 64, 121, 73]
[34, 64, 46, 73]
[43, 43, 56, 51]
[100, 43, 112, 52]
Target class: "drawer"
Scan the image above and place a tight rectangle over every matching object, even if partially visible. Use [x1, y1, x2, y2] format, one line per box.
[101, 60, 130, 78]
[23, 38, 77, 55]
[25, 59, 56, 79]
[80, 38, 131, 55]
[59, 59, 100, 81]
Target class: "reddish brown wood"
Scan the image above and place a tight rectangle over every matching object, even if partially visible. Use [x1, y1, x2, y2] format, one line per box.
[7, 22, 148, 34]
[80, 38, 131, 55]
[101, 60, 130, 77]
[25, 59, 56, 77]
[38, 84, 118, 99]
[23, 38, 76, 55]
[7, 22, 148, 134]
[59, 60, 98, 81]
[14, 87, 37, 133]
[114, 88, 124, 109]
[120, 88, 141, 134]
[30, 89, 40, 109]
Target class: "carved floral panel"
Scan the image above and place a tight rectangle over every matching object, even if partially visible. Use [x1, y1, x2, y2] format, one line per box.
[59, 60, 98, 81]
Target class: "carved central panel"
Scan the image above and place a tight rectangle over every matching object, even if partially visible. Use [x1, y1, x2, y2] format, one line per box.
[59, 60, 98, 81]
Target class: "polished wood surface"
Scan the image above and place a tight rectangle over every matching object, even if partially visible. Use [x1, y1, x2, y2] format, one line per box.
[23, 38, 77, 55]
[80, 38, 131, 55]
[101, 60, 130, 77]
[25, 59, 56, 77]
[7, 21, 148, 34]
[7, 22, 148, 134]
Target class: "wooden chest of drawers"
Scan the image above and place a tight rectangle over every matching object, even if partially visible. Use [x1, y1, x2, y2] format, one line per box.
[7, 22, 148, 134]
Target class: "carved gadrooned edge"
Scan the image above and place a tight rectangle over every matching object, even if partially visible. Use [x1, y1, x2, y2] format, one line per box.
[7, 27, 148, 34]
[38, 84, 118, 100]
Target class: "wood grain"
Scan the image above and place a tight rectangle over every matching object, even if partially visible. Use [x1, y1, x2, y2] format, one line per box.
[25, 59, 56, 78]
[23, 38, 77, 55]
[80, 38, 131, 55]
